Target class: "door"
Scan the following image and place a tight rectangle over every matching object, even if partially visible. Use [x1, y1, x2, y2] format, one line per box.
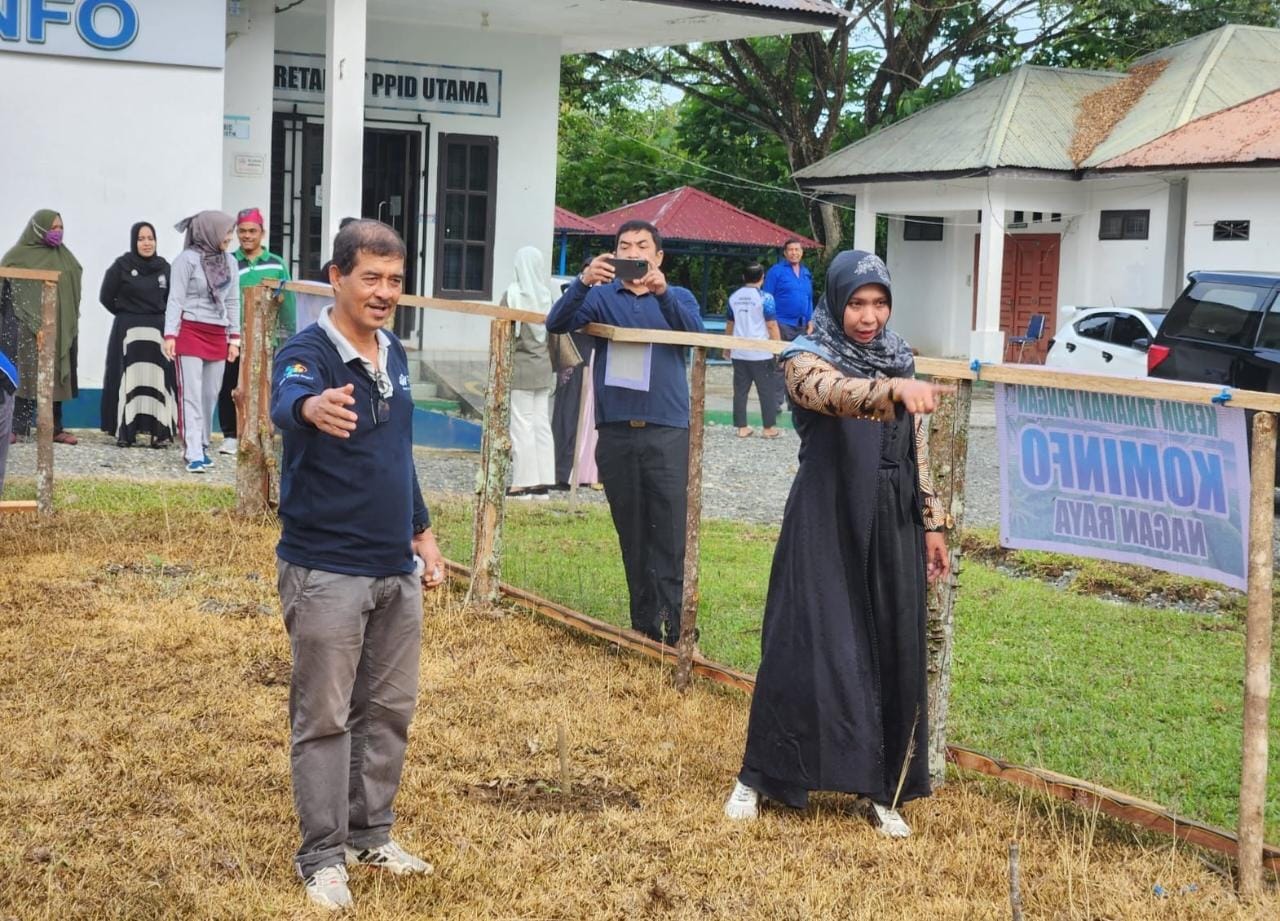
[362, 127, 424, 337]
[298, 122, 326, 282]
[973, 233, 1061, 361]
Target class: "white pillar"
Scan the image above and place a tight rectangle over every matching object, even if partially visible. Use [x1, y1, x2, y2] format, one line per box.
[853, 184, 875, 253]
[321, 0, 366, 262]
[971, 188, 1006, 362]
[222, 0, 276, 225]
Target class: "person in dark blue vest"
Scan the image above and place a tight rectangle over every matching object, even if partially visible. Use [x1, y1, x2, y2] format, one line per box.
[270, 219, 444, 911]
[546, 219, 705, 646]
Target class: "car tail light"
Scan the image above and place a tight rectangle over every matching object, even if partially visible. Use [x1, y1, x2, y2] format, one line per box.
[1147, 343, 1171, 374]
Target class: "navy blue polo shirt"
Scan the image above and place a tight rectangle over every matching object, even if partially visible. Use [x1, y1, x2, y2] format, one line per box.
[545, 277, 705, 428]
[762, 260, 814, 328]
[270, 315, 429, 577]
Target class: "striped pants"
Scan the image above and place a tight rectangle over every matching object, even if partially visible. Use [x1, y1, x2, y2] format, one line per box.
[175, 355, 224, 463]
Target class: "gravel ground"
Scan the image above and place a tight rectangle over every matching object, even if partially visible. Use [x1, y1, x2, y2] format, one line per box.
[2, 395, 1001, 528]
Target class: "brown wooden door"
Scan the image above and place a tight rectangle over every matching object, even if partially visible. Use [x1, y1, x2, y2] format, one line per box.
[973, 233, 1061, 362]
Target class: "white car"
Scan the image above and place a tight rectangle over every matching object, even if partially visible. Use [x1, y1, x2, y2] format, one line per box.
[1044, 307, 1166, 377]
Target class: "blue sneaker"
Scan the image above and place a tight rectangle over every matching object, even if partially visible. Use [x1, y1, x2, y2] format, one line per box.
[201, 453, 214, 469]
[186, 460, 206, 474]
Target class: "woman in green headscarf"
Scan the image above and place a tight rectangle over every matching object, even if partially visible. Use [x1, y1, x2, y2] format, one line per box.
[0, 209, 83, 444]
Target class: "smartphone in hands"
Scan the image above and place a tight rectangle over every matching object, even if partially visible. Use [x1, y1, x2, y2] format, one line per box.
[606, 257, 650, 282]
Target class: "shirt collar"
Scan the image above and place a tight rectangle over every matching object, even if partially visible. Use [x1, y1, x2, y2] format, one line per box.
[318, 305, 390, 367]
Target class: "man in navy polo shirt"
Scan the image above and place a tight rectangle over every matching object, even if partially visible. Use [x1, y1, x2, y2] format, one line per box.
[546, 219, 704, 647]
[270, 220, 444, 912]
[762, 238, 813, 409]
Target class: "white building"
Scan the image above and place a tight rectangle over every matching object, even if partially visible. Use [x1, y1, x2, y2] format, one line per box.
[793, 25, 1280, 362]
[0, 0, 845, 426]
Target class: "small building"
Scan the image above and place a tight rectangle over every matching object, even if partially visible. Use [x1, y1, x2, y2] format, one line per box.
[793, 24, 1280, 362]
[0, 0, 846, 421]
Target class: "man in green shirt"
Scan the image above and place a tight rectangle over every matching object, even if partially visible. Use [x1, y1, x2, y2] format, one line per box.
[218, 206, 295, 454]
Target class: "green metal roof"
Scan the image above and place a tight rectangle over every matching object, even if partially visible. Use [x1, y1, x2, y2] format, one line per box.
[794, 65, 1118, 184]
[1083, 25, 1280, 166]
[795, 24, 1280, 184]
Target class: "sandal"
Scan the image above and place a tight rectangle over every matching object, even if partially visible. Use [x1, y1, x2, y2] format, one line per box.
[736, 428, 754, 438]
[761, 428, 782, 439]
[52, 431, 79, 445]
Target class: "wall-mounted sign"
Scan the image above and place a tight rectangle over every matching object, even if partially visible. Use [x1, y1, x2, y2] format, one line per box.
[223, 115, 250, 140]
[0, 0, 225, 69]
[274, 51, 502, 118]
[233, 153, 265, 177]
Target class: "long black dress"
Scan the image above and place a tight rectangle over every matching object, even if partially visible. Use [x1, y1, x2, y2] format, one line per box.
[99, 253, 176, 445]
[740, 360, 931, 808]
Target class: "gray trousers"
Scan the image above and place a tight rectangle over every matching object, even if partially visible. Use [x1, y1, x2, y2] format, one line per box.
[175, 355, 224, 463]
[277, 560, 424, 879]
[0, 392, 12, 493]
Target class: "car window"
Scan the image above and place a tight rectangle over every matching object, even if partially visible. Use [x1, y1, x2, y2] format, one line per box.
[1110, 315, 1150, 347]
[1255, 295, 1280, 350]
[1161, 281, 1269, 347]
[1074, 315, 1112, 341]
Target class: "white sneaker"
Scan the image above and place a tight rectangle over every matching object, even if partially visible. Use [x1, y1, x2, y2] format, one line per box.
[345, 839, 433, 875]
[304, 864, 353, 911]
[219, 437, 239, 455]
[869, 802, 911, 838]
[723, 780, 760, 821]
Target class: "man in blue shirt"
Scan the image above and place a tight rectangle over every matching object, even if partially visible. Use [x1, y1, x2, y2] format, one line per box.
[545, 220, 704, 646]
[762, 238, 813, 410]
[270, 220, 444, 911]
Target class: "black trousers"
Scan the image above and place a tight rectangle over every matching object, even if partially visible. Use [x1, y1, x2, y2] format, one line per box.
[595, 423, 689, 645]
[732, 358, 778, 429]
[217, 356, 239, 438]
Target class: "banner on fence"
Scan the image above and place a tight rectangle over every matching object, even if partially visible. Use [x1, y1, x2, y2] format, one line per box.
[996, 384, 1251, 590]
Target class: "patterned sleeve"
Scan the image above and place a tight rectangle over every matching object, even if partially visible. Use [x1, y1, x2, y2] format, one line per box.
[914, 415, 949, 531]
[784, 351, 903, 422]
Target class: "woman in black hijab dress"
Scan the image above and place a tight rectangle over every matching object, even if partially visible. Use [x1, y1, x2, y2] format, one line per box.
[724, 250, 952, 838]
[99, 221, 177, 447]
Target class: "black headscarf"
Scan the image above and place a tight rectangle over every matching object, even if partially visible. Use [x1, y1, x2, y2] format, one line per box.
[782, 249, 915, 379]
[121, 221, 167, 276]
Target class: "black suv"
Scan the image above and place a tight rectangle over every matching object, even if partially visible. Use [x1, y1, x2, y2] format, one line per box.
[1147, 270, 1280, 390]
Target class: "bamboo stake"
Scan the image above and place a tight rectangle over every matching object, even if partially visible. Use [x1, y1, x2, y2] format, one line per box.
[1237, 410, 1275, 900]
[468, 318, 514, 604]
[925, 378, 973, 785]
[35, 280, 56, 517]
[234, 285, 274, 517]
[1009, 841, 1024, 921]
[674, 346, 708, 692]
[557, 721, 572, 794]
[567, 355, 592, 508]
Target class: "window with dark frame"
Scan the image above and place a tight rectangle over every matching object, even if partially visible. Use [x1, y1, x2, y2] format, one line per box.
[1213, 220, 1250, 241]
[434, 133, 497, 299]
[1098, 209, 1149, 240]
[903, 215, 944, 241]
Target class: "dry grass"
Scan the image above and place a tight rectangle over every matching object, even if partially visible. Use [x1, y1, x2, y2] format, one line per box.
[1069, 59, 1170, 165]
[1, 492, 1277, 919]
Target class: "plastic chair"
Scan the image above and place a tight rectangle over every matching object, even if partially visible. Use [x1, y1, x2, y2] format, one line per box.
[1006, 313, 1046, 363]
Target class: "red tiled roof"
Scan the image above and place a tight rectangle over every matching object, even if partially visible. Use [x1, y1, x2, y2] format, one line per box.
[1098, 89, 1280, 169]
[588, 186, 820, 249]
[554, 206, 607, 234]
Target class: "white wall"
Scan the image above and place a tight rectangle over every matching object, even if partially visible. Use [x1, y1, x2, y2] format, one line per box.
[275, 11, 562, 353]
[885, 214, 973, 358]
[1074, 177, 1176, 310]
[1183, 170, 1280, 275]
[0, 55, 224, 389]
[222, 0, 277, 227]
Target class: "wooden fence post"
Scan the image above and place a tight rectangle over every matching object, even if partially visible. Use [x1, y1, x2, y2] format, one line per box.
[1238, 410, 1275, 899]
[674, 347, 708, 691]
[925, 378, 973, 785]
[234, 285, 277, 517]
[34, 279, 57, 517]
[468, 318, 514, 605]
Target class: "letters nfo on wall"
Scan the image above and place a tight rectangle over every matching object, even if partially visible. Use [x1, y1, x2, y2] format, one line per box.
[274, 51, 502, 118]
[0, 0, 225, 68]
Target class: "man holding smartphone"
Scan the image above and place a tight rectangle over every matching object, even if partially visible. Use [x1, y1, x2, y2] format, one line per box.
[546, 220, 705, 647]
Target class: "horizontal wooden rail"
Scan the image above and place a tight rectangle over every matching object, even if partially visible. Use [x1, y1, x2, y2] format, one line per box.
[265, 280, 1280, 410]
[0, 266, 60, 282]
[0, 500, 38, 514]
[440, 554, 1278, 873]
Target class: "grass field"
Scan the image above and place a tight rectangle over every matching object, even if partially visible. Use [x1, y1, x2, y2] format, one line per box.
[424, 497, 1280, 844]
[2, 479, 1276, 918]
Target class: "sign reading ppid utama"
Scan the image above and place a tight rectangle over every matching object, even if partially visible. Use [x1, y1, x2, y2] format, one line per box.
[996, 384, 1251, 590]
[274, 51, 501, 118]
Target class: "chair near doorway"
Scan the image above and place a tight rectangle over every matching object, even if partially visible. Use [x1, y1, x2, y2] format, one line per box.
[1005, 313, 1047, 364]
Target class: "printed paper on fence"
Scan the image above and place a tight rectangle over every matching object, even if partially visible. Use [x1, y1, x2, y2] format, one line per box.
[995, 384, 1251, 590]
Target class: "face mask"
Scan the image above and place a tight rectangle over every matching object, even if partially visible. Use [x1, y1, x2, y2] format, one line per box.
[43, 229, 63, 247]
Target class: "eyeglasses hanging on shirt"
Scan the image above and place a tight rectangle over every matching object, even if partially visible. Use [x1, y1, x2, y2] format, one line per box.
[366, 367, 393, 425]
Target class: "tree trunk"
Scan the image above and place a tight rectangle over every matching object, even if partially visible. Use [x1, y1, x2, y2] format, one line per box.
[925, 379, 972, 786]
[674, 347, 708, 691]
[35, 280, 57, 518]
[468, 318, 514, 605]
[234, 285, 278, 517]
